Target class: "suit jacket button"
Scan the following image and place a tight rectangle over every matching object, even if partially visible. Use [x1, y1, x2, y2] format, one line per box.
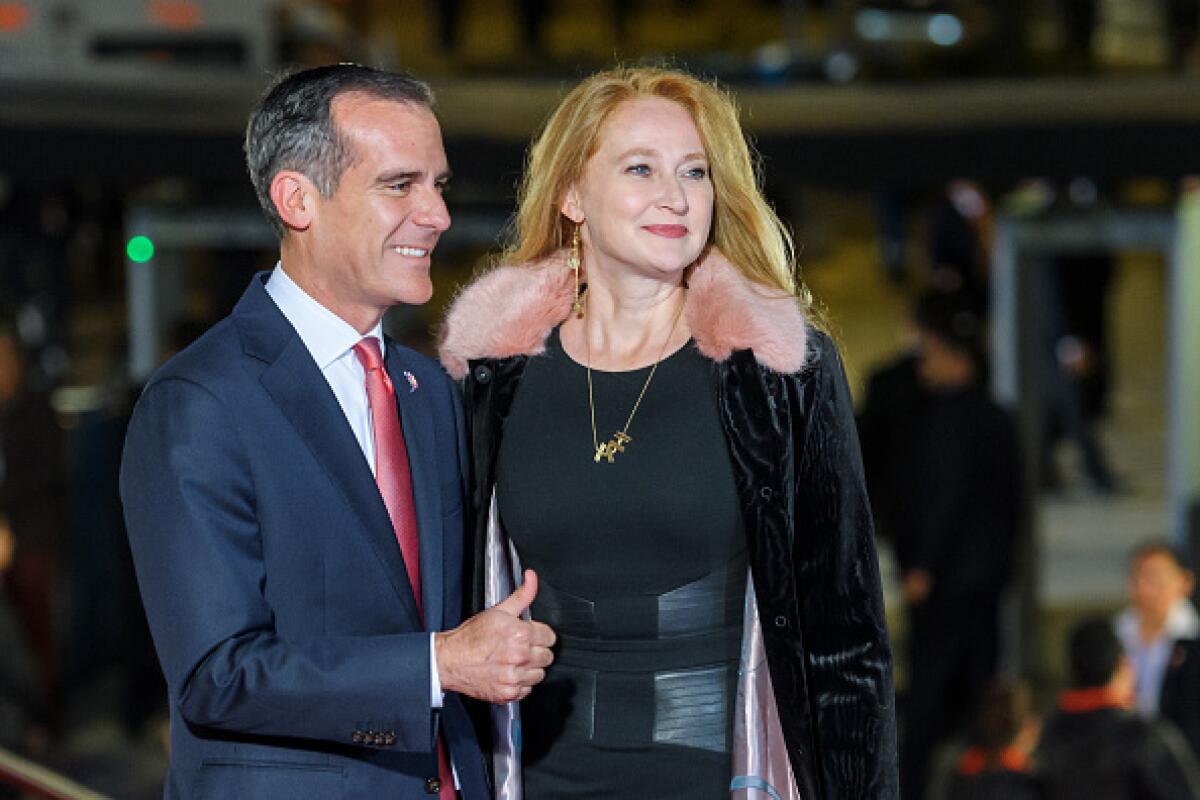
[473, 365, 493, 384]
[774, 615, 789, 628]
[425, 777, 442, 794]
[351, 730, 365, 744]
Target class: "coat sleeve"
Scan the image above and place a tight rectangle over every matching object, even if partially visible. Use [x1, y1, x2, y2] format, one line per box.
[1136, 720, 1200, 800]
[792, 332, 899, 798]
[120, 376, 437, 752]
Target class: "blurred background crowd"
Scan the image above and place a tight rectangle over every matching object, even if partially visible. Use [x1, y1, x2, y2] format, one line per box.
[1, 0, 1200, 797]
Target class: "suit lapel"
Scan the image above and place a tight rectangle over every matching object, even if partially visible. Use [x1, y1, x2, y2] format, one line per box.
[245, 302, 423, 627]
[385, 344, 445, 632]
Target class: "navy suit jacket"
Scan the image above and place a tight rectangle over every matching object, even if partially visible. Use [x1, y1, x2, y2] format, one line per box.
[120, 274, 489, 798]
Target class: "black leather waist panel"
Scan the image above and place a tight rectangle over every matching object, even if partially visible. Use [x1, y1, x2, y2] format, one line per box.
[527, 663, 734, 754]
[532, 570, 745, 640]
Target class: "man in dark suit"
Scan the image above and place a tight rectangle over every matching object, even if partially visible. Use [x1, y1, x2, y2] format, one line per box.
[860, 292, 1021, 800]
[120, 65, 554, 799]
[1161, 637, 1200, 760]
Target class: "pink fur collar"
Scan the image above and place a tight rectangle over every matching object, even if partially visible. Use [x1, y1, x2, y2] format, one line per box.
[438, 249, 809, 379]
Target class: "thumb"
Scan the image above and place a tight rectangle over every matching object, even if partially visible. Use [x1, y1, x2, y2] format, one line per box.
[495, 569, 538, 616]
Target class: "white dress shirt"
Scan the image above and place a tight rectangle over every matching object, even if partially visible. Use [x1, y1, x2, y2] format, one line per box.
[1115, 599, 1200, 717]
[265, 265, 444, 708]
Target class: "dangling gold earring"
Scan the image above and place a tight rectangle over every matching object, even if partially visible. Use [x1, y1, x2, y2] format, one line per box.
[568, 225, 584, 319]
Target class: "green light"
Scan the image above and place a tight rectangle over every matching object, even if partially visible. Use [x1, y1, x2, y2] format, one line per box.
[127, 235, 155, 263]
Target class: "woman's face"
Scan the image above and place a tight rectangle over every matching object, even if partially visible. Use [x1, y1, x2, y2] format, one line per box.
[563, 97, 714, 282]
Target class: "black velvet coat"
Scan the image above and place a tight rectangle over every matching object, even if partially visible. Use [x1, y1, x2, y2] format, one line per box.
[440, 255, 898, 799]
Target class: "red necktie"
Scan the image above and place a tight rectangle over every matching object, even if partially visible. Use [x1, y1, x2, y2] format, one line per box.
[353, 338, 455, 799]
[354, 338, 422, 614]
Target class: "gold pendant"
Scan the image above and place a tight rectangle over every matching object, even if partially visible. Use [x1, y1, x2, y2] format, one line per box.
[593, 431, 632, 463]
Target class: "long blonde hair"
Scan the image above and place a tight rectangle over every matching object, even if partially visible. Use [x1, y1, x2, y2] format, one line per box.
[505, 66, 802, 299]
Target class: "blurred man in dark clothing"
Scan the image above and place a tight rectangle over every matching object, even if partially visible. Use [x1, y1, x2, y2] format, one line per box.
[857, 350, 922, 548]
[945, 680, 1039, 800]
[928, 180, 991, 307]
[1037, 618, 1200, 800]
[1037, 249, 1119, 494]
[0, 524, 43, 751]
[859, 292, 1021, 800]
[0, 323, 65, 703]
[1159, 636, 1200, 763]
[1053, 252, 1114, 419]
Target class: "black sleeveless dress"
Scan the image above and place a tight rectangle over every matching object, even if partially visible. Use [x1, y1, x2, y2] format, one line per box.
[495, 328, 747, 799]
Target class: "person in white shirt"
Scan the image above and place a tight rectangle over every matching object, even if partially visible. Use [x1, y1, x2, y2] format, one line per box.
[1114, 542, 1199, 717]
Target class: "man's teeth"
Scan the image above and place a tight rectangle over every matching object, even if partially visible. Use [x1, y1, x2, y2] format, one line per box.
[392, 246, 428, 257]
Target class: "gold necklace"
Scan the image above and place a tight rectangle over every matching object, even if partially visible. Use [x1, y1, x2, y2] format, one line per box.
[585, 292, 686, 464]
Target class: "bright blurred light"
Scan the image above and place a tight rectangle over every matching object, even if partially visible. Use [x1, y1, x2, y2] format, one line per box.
[0, 2, 29, 33]
[127, 236, 156, 263]
[856, 9, 891, 42]
[824, 50, 860, 84]
[928, 14, 964, 47]
[149, 0, 202, 31]
[755, 42, 792, 73]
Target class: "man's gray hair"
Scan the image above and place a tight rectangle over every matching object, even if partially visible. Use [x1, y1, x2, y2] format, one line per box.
[244, 64, 433, 237]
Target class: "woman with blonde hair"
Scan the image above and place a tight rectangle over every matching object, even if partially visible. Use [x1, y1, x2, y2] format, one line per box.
[440, 66, 897, 799]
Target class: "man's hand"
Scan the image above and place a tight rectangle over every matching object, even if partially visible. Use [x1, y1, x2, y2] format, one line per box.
[435, 569, 556, 704]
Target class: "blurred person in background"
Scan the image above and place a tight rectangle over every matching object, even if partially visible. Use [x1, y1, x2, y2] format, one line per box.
[1053, 245, 1115, 422]
[942, 680, 1039, 800]
[859, 291, 1021, 800]
[1115, 542, 1200, 757]
[1158, 612, 1200, 762]
[1036, 245, 1119, 495]
[1036, 617, 1200, 800]
[858, 316, 924, 561]
[440, 65, 898, 799]
[0, 321, 65, 717]
[0, 184, 74, 387]
[872, 179, 991, 293]
[0, 517, 45, 756]
[928, 179, 991, 308]
[1039, 177, 1121, 495]
[1116, 542, 1198, 715]
[874, 187, 915, 284]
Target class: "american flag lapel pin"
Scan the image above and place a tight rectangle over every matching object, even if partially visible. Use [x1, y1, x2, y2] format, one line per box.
[403, 370, 419, 393]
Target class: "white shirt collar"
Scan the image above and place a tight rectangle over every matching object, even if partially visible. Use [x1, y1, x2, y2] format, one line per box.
[265, 263, 384, 368]
[1167, 599, 1200, 638]
[1116, 598, 1200, 646]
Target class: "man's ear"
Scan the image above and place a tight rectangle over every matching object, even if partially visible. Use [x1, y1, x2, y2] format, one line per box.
[560, 184, 584, 225]
[270, 171, 316, 232]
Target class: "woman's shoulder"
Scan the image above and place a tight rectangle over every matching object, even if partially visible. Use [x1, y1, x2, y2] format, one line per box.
[438, 253, 574, 379]
[686, 250, 810, 375]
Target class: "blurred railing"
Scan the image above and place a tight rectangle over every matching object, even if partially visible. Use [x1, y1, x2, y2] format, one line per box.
[0, 748, 108, 800]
